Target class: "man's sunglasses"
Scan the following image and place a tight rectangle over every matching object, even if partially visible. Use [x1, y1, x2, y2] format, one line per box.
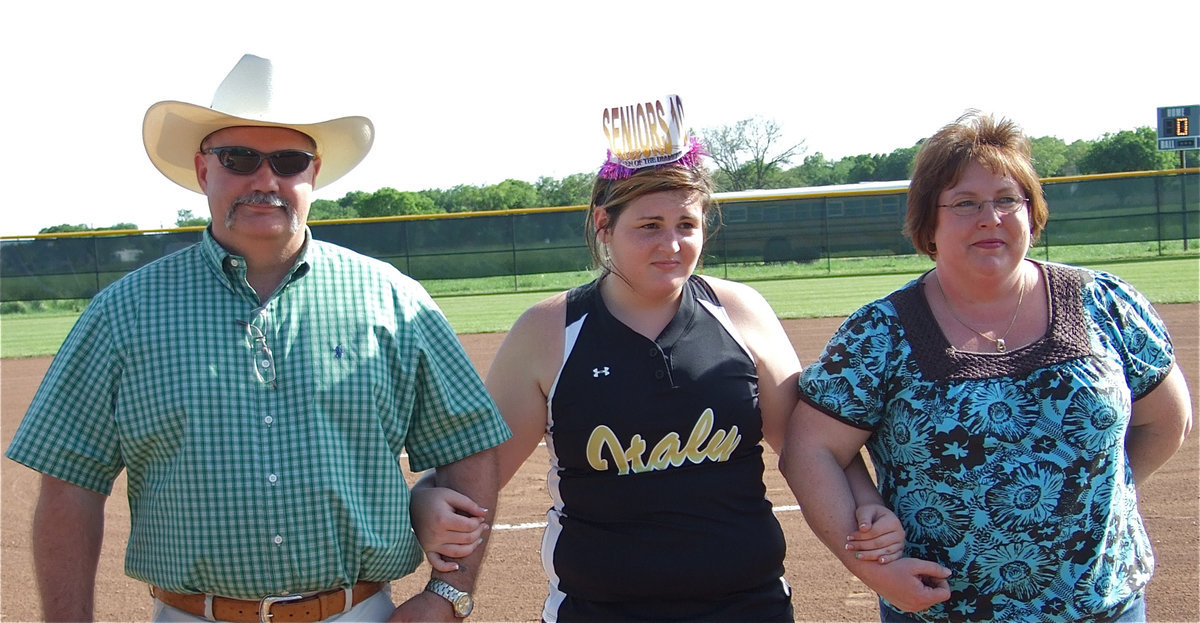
[202, 146, 316, 176]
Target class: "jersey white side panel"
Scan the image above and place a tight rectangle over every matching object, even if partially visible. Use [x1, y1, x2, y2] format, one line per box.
[540, 312, 587, 622]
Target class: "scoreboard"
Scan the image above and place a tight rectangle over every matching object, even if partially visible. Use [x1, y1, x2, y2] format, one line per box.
[1158, 105, 1199, 151]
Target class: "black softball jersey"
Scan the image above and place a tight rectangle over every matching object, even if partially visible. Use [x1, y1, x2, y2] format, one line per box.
[539, 275, 792, 622]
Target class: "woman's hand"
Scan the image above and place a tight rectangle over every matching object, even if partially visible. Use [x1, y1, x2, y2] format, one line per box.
[410, 485, 489, 572]
[845, 503, 905, 564]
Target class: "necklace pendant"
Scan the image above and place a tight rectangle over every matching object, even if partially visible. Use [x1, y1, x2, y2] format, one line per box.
[995, 338, 1007, 353]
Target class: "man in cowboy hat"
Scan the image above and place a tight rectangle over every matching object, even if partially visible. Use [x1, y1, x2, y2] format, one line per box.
[6, 54, 509, 623]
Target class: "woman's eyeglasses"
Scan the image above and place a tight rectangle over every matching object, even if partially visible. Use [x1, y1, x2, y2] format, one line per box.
[203, 146, 315, 176]
[938, 196, 1028, 217]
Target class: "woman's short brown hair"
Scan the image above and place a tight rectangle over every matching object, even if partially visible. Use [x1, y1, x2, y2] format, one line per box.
[904, 110, 1048, 258]
[585, 164, 720, 271]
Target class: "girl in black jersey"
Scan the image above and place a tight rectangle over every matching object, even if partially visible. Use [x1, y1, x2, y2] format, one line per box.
[413, 97, 906, 622]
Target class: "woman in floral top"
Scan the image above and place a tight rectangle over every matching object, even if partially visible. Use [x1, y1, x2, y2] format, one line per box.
[780, 111, 1193, 623]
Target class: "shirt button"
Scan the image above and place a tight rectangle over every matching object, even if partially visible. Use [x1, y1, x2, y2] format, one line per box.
[260, 360, 272, 370]
[267, 473, 278, 484]
[648, 348, 657, 357]
[273, 535, 284, 545]
[654, 370, 665, 380]
[230, 259, 241, 267]
[264, 415, 274, 425]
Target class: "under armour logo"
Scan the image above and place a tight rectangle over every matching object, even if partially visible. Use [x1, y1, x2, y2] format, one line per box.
[592, 367, 610, 377]
[333, 345, 344, 359]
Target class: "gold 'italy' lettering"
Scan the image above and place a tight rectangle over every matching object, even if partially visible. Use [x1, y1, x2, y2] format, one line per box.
[585, 409, 741, 475]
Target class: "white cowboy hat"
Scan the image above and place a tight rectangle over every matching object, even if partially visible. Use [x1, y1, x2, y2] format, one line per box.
[142, 54, 374, 193]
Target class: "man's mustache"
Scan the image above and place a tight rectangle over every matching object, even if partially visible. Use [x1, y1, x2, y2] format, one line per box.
[232, 192, 291, 210]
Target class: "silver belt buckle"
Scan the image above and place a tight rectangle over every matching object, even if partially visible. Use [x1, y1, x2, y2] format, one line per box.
[259, 593, 305, 623]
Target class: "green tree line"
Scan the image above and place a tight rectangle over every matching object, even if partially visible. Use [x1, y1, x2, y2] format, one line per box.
[41, 124, 1197, 233]
[706, 121, 1196, 191]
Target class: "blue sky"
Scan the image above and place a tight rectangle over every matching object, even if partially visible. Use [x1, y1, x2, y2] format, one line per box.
[1, 0, 1195, 236]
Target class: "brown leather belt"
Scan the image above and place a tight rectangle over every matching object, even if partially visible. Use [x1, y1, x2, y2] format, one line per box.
[151, 581, 386, 623]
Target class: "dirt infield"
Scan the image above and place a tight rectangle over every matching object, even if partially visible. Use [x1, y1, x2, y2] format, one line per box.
[3, 305, 1197, 622]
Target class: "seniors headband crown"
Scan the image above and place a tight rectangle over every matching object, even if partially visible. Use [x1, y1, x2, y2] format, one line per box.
[599, 94, 706, 180]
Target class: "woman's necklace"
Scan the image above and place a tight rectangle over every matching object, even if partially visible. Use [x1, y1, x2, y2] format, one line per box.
[933, 271, 1026, 353]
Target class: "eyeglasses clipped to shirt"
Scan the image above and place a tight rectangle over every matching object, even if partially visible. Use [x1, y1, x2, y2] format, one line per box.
[235, 316, 276, 388]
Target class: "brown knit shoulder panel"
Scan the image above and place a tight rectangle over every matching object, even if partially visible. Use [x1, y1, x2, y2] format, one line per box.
[888, 263, 1093, 381]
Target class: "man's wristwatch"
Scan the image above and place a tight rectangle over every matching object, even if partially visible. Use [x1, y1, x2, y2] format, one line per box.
[425, 579, 474, 618]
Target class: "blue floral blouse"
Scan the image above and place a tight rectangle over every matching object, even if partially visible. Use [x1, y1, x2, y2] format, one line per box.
[799, 261, 1175, 623]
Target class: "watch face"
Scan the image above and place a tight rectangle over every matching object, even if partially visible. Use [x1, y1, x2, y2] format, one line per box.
[453, 594, 474, 617]
[427, 579, 473, 618]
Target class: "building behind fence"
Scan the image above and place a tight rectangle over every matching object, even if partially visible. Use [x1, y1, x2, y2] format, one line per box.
[2, 169, 1196, 302]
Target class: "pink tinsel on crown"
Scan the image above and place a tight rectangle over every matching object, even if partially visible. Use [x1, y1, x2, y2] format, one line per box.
[598, 135, 708, 180]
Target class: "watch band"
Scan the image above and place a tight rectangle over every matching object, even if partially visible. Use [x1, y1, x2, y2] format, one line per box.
[425, 579, 474, 618]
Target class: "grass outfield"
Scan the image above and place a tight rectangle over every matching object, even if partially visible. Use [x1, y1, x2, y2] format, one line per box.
[2, 257, 1195, 358]
[436, 257, 1198, 332]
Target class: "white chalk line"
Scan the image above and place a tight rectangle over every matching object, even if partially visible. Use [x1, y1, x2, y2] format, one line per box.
[494, 505, 801, 531]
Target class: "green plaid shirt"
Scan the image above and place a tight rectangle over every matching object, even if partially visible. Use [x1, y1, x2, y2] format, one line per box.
[6, 229, 510, 598]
